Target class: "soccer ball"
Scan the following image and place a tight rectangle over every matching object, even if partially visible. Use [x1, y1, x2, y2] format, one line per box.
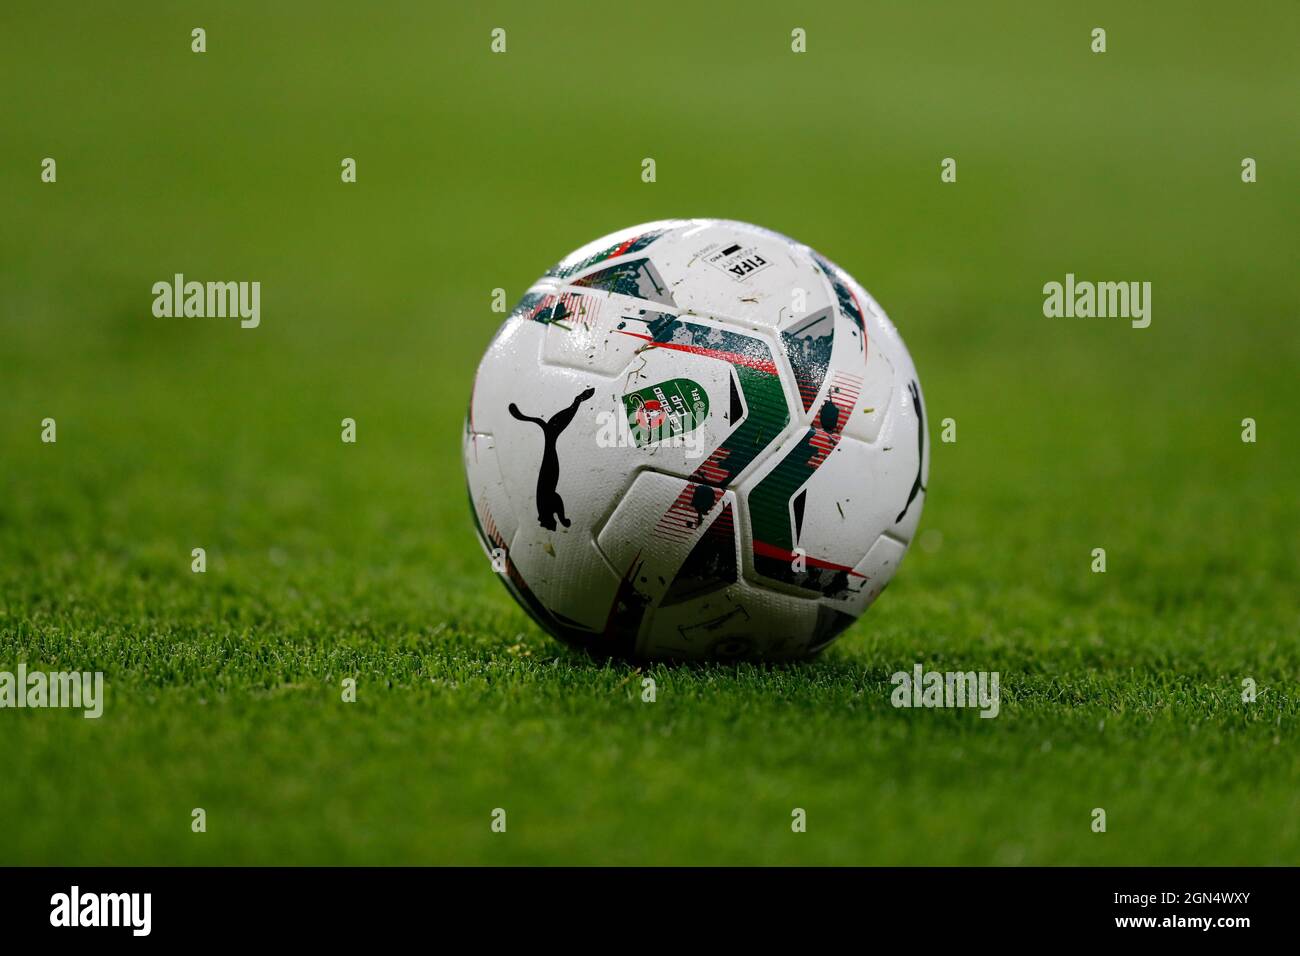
[464, 219, 927, 661]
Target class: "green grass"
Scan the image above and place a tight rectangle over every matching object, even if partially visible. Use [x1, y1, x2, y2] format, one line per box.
[1, 0, 1297, 864]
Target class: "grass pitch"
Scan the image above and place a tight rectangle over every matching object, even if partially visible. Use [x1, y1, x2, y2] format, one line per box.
[1, 1, 1297, 864]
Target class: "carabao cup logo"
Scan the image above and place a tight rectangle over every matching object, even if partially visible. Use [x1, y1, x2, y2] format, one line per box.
[622, 378, 709, 448]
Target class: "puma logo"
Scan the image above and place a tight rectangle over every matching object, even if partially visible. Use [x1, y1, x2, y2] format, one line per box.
[509, 387, 596, 531]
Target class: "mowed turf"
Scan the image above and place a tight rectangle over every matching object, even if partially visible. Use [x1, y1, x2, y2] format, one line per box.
[1, 1, 1297, 864]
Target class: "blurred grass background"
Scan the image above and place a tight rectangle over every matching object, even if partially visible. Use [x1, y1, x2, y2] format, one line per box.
[1, 1, 1297, 864]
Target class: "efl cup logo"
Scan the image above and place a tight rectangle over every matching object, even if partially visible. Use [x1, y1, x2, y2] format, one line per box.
[623, 379, 709, 448]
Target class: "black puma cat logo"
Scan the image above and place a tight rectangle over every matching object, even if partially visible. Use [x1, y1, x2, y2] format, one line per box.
[509, 387, 595, 531]
[895, 380, 927, 523]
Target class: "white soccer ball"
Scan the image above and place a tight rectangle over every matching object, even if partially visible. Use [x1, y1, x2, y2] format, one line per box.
[464, 219, 927, 660]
